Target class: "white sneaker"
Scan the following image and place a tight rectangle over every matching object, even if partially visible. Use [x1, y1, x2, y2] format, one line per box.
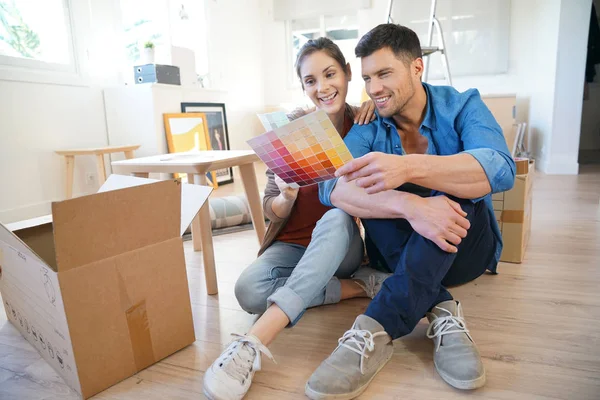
[203, 333, 275, 400]
[352, 267, 392, 299]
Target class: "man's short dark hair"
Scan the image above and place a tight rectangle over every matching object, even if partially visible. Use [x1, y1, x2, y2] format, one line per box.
[355, 24, 422, 65]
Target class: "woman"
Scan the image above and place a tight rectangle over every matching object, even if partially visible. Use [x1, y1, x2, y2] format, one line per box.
[203, 38, 390, 400]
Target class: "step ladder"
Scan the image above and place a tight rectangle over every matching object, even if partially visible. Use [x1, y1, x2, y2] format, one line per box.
[386, 0, 452, 86]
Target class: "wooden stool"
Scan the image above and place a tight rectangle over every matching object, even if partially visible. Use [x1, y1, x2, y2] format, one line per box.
[55, 145, 141, 199]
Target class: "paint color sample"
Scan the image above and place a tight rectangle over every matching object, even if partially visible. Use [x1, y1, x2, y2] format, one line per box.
[248, 110, 353, 186]
[257, 111, 290, 131]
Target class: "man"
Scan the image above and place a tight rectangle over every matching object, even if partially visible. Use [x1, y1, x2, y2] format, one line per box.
[307, 24, 515, 399]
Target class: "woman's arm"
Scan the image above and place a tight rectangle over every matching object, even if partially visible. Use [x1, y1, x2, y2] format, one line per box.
[263, 168, 299, 221]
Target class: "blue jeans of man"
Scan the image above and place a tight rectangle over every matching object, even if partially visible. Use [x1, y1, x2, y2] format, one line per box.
[362, 190, 496, 339]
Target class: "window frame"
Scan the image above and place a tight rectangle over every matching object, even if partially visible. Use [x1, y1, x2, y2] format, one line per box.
[0, 0, 84, 86]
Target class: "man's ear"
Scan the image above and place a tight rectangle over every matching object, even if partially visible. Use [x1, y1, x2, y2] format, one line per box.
[413, 58, 424, 79]
[346, 62, 353, 82]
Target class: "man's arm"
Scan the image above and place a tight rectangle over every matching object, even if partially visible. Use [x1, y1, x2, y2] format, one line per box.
[318, 123, 388, 216]
[328, 176, 415, 219]
[403, 153, 492, 199]
[319, 121, 472, 253]
[336, 91, 516, 199]
[329, 175, 471, 253]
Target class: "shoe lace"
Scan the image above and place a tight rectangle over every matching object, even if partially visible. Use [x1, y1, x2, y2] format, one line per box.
[337, 329, 388, 374]
[425, 306, 473, 351]
[221, 334, 276, 384]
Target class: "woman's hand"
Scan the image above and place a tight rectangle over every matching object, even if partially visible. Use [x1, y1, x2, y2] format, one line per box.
[275, 175, 299, 202]
[354, 100, 376, 125]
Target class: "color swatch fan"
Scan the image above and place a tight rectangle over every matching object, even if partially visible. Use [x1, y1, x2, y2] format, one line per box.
[257, 111, 290, 131]
[247, 110, 353, 187]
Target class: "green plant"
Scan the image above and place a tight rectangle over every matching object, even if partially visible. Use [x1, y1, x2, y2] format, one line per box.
[144, 41, 154, 49]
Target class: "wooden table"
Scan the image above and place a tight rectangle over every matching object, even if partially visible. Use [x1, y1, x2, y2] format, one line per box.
[55, 145, 141, 199]
[111, 150, 266, 295]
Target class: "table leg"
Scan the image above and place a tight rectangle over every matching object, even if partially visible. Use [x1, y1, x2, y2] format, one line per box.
[124, 150, 135, 159]
[188, 174, 203, 252]
[191, 173, 217, 295]
[95, 154, 107, 186]
[65, 156, 75, 199]
[239, 163, 266, 244]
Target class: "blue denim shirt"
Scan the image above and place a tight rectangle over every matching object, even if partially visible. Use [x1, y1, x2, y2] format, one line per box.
[319, 83, 516, 272]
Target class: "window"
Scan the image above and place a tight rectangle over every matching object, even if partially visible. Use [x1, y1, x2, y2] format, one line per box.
[119, 0, 209, 86]
[0, 0, 75, 72]
[288, 13, 359, 89]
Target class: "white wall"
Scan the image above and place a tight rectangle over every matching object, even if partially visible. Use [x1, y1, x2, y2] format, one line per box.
[0, 82, 109, 223]
[0, 0, 122, 224]
[545, 0, 592, 173]
[205, 0, 267, 150]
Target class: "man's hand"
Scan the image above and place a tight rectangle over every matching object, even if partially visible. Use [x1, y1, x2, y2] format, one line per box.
[405, 195, 471, 253]
[336, 152, 410, 194]
[354, 100, 376, 125]
[275, 175, 299, 201]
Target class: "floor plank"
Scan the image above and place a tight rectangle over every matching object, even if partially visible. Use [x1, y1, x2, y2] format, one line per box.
[1, 165, 599, 400]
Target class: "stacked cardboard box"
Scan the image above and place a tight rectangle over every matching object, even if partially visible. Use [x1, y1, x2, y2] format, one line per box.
[494, 159, 534, 263]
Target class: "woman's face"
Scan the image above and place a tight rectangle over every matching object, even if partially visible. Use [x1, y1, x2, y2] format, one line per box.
[299, 50, 351, 116]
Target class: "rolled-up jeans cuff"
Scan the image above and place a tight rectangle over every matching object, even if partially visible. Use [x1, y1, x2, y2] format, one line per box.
[267, 287, 305, 325]
[324, 277, 341, 305]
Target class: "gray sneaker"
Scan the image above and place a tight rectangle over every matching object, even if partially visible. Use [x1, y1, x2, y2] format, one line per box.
[426, 300, 486, 390]
[305, 315, 393, 400]
[351, 267, 392, 299]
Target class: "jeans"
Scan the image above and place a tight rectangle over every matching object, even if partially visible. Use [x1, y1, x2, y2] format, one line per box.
[362, 192, 496, 340]
[235, 208, 364, 326]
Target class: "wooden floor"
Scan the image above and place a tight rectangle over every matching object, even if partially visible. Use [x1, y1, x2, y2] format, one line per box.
[1, 166, 600, 400]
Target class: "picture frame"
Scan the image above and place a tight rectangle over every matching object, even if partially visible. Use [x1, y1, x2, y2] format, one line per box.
[163, 112, 218, 187]
[180, 102, 234, 185]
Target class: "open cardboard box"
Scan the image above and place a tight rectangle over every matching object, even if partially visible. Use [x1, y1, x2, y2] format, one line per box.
[0, 175, 212, 398]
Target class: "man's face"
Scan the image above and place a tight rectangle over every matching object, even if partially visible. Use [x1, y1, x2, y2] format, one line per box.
[361, 47, 422, 118]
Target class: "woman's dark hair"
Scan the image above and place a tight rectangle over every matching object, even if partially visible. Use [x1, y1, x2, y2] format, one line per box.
[355, 23, 422, 65]
[295, 37, 348, 85]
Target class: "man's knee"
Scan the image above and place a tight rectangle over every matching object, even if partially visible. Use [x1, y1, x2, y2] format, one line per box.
[234, 272, 268, 315]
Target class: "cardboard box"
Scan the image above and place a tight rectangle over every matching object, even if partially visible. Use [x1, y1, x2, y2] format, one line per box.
[496, 160, 535, 263]
[0, 175, 212, 398]
[514, 157, 530, 175]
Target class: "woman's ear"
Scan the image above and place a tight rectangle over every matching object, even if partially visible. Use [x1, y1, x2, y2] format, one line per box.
[346, 62, 352, 82]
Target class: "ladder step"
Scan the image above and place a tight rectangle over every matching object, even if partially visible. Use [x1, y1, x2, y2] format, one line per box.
[422, 46, 440, 56]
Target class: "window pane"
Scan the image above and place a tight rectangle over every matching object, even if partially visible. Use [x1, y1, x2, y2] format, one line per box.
[324, 15, 358, 41]
[120, 0, 169, 65]
[324, 14, 358, 65]
[0, 0, 71, 64]
[168, 0, 209, 76]
[291, 17, 320, 65]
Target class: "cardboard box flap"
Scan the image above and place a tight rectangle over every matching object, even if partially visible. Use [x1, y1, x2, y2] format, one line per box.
[52, 180, 181, 272]
[3, 216, 56, 270]
[0, 223, 52, 270]
[98, 175, 212, 236]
